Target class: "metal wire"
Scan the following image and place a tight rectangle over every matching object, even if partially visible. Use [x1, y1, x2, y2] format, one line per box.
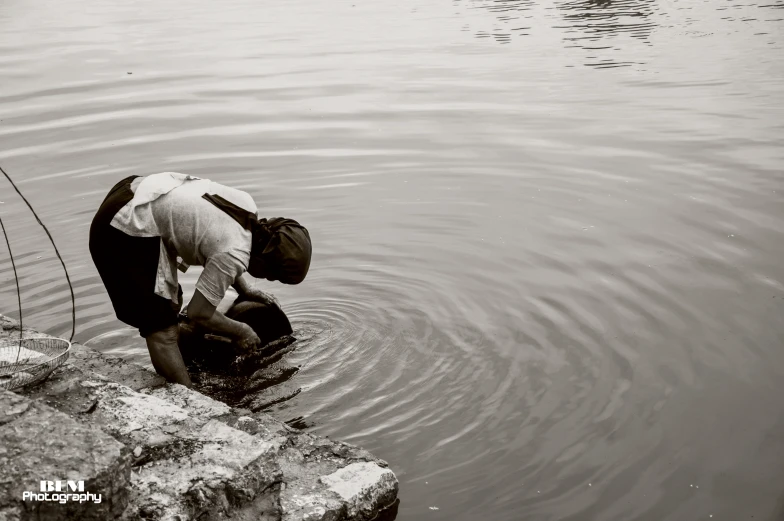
[0, 336, 71, 390]
[0, 164, 76, 342]
[0, 215, 23, 363]
[0, 164, 75, 389]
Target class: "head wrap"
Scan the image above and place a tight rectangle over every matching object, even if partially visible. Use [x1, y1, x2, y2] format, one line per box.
[201, 193, 311, 284]
[248, 217, 311, 284]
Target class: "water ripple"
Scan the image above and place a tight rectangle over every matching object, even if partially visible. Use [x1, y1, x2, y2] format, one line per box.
[1, 0, 783, 519]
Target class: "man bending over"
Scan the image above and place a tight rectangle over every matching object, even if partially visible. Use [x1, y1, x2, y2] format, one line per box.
[89, 172, 311, 387]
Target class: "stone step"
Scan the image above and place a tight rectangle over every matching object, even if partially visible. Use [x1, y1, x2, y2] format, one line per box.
[276, 433, 399, 521]
[147, 379, 399, 521]
[22, 364, 282, 520]
[0, 390, 131, 521]
[2, 315, 399, 520]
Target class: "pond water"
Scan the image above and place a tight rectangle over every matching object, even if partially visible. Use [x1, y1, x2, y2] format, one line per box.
[2, 0, 784, 519]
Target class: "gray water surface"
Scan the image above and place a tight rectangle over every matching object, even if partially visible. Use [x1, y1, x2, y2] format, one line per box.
[2, 0, 784, 519]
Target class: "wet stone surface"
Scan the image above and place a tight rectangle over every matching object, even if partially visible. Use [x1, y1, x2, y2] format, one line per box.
[0, 390, 132, 521]
[1, 314, 398, 521]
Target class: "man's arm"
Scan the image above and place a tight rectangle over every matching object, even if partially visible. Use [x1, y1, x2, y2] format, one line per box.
[232, 274, 254, 298]
[232, 274, 281, 308]
[187, 289, 260, 350]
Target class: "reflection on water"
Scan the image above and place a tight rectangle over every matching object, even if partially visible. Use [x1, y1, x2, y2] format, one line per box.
[462, 0, 783, 68]
[463, 0, 658, 65]
[556, 0, 656, 52]
[462, 0, 536, 42]
[1, 0, 784, 519]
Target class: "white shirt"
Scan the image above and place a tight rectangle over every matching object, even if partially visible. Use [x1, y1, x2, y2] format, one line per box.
[110, 172, 257, 306]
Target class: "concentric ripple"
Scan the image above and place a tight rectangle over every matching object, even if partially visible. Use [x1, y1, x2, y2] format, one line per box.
[2, 0, 784, 519]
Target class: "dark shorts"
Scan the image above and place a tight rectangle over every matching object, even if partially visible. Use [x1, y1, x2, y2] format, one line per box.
[89, 175, 181, 337]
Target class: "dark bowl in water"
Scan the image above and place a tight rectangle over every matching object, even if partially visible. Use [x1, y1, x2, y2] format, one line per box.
[178, 296, 294, 374]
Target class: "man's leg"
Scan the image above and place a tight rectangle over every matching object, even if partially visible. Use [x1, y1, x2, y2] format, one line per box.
[145, 325, 192, 387]
[90, 176, 192, 387]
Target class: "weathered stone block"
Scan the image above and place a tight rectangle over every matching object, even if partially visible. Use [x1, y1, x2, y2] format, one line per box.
[122, 419, 282, 520]
[67, 343, 165, 391]
[20, 364, 111, 416]
[2, 314, 400, 521]
[0, 390, 131, 521]
[320, 463, 398, 521]
[143, 383, 232, 418]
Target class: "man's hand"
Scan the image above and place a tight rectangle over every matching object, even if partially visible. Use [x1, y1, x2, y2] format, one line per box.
[244, 288, 281, 309]
[237, 323, 261, 351]
[233, 275, 282, 309]
[188, 289, 259, 347]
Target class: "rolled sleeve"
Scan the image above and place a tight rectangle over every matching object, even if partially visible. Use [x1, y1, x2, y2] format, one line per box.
[195, 253, 245, 307]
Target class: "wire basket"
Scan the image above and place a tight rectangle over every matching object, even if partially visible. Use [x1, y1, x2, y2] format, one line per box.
[0, 336, 71, 391]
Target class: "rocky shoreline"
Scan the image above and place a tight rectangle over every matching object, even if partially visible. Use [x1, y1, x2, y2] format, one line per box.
[0, 315, 399, 521]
